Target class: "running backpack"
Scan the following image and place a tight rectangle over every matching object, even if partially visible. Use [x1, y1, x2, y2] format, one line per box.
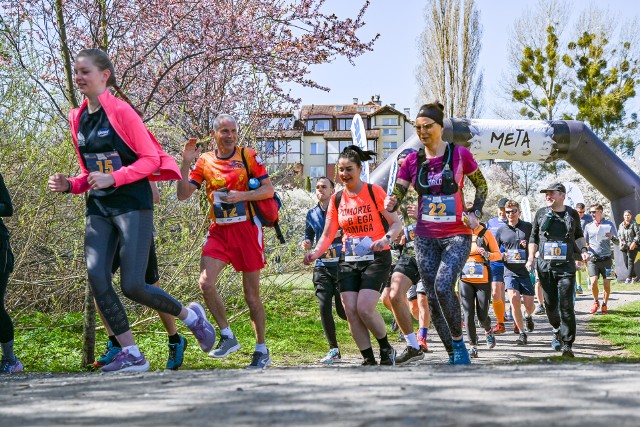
[333, 182, 390, 232]
[240, 148, 285, 244]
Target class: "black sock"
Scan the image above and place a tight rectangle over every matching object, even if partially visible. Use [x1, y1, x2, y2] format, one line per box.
[376, 334, 391, 350]
[168, 333, 181, 344]
[360, 347, 375, 363]
[108, 335, 120, 347]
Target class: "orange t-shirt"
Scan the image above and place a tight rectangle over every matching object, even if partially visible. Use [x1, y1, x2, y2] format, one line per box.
[326, 183, 390, 249]
[188, 147, 268, 223]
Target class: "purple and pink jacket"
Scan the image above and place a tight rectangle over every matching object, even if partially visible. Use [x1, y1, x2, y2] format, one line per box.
[67, 90, 181, 194]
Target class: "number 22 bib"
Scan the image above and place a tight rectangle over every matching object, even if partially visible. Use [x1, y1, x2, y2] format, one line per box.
[422, 195, 456, 222]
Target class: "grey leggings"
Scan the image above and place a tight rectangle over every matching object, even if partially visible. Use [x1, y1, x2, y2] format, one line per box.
[86, 210, 182, 335]
[415, 234, 471, 353]
[459, 280, 491, 346]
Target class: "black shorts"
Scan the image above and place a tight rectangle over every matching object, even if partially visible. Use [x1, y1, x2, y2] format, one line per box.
[313, 265, 340, 296]
[339, 250, 392, 293]
[112, 239, 160, 284]
[587, 257, 613, 279]
[393, 253, 420, 285]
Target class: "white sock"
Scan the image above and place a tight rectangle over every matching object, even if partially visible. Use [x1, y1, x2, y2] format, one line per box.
[123, 345, 141, 357]
[255, 343, 267, 354]
[182, 307, 198, 326]
[220, 326, 234, 338]
[404, 332, 420, 350]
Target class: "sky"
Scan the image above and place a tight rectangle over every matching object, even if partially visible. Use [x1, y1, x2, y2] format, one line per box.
[287, 0, 640, 119]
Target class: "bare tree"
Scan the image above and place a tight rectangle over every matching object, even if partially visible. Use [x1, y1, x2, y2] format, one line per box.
[416, 0, 483, 118]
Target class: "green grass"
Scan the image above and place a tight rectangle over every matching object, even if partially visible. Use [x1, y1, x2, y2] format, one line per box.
[588, 300, 640, 357]
[13, 286, 373, 372]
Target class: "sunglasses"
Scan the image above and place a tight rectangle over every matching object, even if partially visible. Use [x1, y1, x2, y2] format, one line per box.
[505, 210, 518, 214]
[414, 122, 437, 132]
[589, 210, 597, 214]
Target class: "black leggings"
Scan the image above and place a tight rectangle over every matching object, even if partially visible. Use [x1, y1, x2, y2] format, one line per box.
[415, 234, 471, 353]
[86, 211, 182, 335]
[313, 266, 347, 349]
[0, 237, 14, 343]
[459, 281, 491, 346]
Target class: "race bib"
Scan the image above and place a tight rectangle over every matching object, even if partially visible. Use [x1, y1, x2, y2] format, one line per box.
[404, 224, 416, 248]
[422, 195, 456, 223]
[213, 202, 247, 224]
[319, 243, 342, 264]
[605, 267, 616, 280]
[83, 151, 123, 174]
[505, 249, 527, 264]
[344, 237, 374, 262]
[461, 261, 486, 280]
[543, 241, 568, 261]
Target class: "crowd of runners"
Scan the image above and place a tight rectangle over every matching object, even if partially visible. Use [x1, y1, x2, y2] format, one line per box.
[1, 50, 638, 373]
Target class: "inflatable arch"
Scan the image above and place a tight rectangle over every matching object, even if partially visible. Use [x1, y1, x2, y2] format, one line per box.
[370, 119, 640, 279]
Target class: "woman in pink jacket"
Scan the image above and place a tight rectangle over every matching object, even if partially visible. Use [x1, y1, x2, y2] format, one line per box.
[48, 49, 215, 373]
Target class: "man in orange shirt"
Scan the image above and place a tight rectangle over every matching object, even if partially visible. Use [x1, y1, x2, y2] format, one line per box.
[177, 114, 275, 369]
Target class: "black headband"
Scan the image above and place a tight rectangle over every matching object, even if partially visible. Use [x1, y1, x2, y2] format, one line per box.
[416, 103, 444, 127]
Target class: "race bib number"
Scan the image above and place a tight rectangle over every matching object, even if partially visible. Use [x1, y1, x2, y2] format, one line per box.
[319, 243, 342, 264]
[213, 202, 247, 224]
[543, 241, 568, 261]
[404, 224, 416, 248]
[605, 268, 616, 280]
[83, 151, 122, 173]
[422, 195, 456, 223]
[461, 261, 486, 280]
[344, 237, 374, 262]
[505, 249, 527, 264]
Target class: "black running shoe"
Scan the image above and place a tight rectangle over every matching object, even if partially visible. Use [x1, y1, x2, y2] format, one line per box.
[516, 332, 528, 345]
[395, 346, 424, 365]
[525, 315, 535, 332]
[561, 345, 574, 358]
[361, 358, 377, 366]
[379, 347, 396, 366]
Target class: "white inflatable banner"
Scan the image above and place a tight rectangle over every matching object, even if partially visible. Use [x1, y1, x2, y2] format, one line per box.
[520, 196, 532, 222]
[350, 114, 369, 182]
[563, 182, 585, 208]
[467, 120, 555, 162]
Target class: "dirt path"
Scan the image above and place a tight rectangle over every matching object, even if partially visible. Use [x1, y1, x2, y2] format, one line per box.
[1, 290, 639, 426]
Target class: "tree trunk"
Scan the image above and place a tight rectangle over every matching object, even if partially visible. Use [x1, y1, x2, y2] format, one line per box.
[81, 282, 96, 369]
[55, 0, 78, 108]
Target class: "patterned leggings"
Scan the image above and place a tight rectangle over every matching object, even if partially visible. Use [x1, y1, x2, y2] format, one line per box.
[415, 234, 472, 353]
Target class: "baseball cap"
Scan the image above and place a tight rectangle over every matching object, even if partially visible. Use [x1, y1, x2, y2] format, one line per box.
[397, 148, 417, 160]
[497, 197, 509, 208]
[539, 182, 566, 193]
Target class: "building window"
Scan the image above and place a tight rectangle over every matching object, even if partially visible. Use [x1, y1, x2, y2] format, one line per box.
[310, 142, 325, 155]
[256, 139, 301, 164]
[306, 119, 331, 132]
[310, 166, 326, 178]
[383, 141, 398, 159]
[368, 139, 377, 152]
[327, 140, 353, 163]
[335, 106, 344, 111]
[357, 106, 366, 112]
[382, 118, 398, 126]
[267, 117, 294, 130]
[337, 118, 353, 131]
[382, 128, 398, 135]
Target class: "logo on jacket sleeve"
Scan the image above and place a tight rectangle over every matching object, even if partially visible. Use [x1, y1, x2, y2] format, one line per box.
[77, 132, 86, 146]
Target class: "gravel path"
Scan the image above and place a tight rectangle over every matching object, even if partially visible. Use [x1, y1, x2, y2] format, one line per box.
[1, 289, 639, 426]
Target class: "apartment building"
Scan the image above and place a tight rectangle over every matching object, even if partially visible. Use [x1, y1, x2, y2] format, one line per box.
[255, 96, 414, 182]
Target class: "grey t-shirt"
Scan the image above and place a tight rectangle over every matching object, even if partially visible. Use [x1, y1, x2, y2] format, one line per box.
[584, 219, 618, 257]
